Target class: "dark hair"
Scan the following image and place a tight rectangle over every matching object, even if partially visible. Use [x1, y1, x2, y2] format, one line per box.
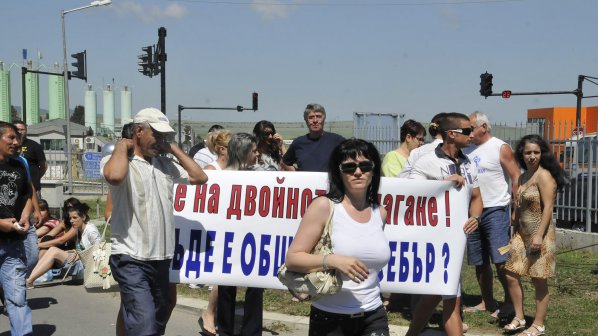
[439, 112, 469, 140]
[62, 197, 83, 228]
[400, 119, 426, 142]
[429, 112, 448, 137]
[121, 122, 135, 139]
[252, 120, 281, 163]
[326, 138, 381, 205]
[39, 199, 49, 210]
[12, 120, 26, 128]
[67, 203, 90, 223]
[0, 121, 19, 138]
[208, 124, 224, 133]
[515, 134, 568, 191]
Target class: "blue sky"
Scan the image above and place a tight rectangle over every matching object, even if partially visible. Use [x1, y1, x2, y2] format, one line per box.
[1, 0, 597, 125]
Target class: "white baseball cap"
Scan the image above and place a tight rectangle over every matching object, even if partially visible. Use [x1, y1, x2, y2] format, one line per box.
[134, 108, 175, 133]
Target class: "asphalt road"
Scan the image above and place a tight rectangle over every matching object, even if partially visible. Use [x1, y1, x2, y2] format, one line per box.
[0, 281, 310, 336]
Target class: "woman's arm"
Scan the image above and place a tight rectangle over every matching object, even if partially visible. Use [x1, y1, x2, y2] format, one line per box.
[285, 197, 369, 282]
[532, 170, 557, 251]
[38, 226, 77, 249]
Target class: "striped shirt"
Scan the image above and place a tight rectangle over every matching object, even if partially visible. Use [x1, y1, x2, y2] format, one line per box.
[101, 155, 189, 261]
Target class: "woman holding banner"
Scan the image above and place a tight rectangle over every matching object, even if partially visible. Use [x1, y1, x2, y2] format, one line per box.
[216, 133, 262, 336]
[285, 138, 391, 336]
[503, 135, 566, 336]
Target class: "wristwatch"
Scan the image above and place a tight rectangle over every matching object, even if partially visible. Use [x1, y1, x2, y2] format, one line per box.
[472, 215, 480, 223]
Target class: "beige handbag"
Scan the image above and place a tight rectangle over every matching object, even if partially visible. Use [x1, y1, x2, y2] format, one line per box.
[78, 218, 118, 290]
[277, 198, 342, 300]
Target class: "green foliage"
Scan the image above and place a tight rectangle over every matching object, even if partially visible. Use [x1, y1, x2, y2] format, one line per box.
[71, 105, 85, 125]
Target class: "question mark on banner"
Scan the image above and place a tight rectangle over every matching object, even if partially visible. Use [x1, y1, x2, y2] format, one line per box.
[442, 243, 450, 284]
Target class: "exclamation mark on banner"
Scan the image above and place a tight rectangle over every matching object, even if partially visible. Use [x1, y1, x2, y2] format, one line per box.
[445, 190, 451, 227]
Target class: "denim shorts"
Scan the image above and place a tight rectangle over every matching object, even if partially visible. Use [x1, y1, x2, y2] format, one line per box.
[467, 206, 511, 265]
[308, 305, 389, 336]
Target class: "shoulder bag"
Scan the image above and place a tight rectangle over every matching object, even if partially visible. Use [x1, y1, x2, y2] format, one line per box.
[78, 218, 118, 290]
[277, 198, 342, 300]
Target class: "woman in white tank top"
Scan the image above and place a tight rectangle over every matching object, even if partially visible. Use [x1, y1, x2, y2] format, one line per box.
[285, 139, 391, 336]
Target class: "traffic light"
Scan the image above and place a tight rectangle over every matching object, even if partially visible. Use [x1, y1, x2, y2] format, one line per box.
[479, 72, 493, 97]
[70, 50, 87, 81]
[252, 92, 258, 111]
[138, 46, 153, 77]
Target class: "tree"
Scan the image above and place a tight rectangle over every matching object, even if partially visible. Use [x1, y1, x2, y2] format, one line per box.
[10, 105, 20, 121]
[86, 126, 94, 136]
[71, 105, 85, 125]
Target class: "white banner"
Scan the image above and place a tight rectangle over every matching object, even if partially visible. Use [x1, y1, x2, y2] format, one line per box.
[169, 170, 470, 295]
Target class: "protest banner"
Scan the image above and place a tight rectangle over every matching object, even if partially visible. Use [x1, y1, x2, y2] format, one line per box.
[170, 170, 470, 296]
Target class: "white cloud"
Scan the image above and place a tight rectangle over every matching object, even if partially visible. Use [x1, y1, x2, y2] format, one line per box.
[251, 0, 299, 20]
[113, 1, 189, 23]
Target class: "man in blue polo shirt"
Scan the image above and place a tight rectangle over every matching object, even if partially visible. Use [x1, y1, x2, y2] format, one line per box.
[282, 103, 344, 172]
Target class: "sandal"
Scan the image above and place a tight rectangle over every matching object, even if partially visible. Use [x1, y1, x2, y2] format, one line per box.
[519, 324, 545, 336]
[503, 317, 526, 332]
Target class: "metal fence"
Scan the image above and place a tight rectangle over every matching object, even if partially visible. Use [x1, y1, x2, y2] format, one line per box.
[43, 150, 108, 196]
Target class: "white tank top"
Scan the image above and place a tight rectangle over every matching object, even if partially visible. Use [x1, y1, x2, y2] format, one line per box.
[465, 136, 511, 207]
[312, 202, 390, 314]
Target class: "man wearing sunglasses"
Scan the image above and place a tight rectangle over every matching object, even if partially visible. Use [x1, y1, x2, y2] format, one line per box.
[405, 112, 482, 336]
[462, 112, 520, 319]
[282, 103, 344, 172]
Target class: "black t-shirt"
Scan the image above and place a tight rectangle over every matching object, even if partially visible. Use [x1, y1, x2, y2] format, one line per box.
[0, 158, 32, 240]
[20, 138, 46, 190]
[282, 132, 345, 172]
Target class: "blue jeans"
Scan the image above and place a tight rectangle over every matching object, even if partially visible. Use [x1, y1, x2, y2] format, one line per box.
[24, 222, 38, 276]
[0, 239, 33, 336]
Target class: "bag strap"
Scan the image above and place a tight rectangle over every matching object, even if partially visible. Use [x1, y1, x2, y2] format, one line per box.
[322, 198, 335, 237]
[100, 216, 110, 243]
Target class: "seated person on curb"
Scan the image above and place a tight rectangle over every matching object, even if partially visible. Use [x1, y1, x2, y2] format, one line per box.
[37, 198, 82, 259]
[27, 203, 100, 288]
[35, 199, 60, 238]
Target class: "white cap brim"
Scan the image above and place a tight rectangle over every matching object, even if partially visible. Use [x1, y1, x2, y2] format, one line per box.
[149, 122, 175, 133]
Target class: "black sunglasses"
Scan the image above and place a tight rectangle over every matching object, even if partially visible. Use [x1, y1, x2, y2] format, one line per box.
[449, 127, 474, 136]
[339, 161, 375, 174]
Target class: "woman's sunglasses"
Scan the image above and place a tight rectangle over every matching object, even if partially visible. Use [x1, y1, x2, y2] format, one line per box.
[339, 161, 375, 174]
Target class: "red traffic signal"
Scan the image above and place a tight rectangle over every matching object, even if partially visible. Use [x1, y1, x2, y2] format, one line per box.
[502, 90, 512, 98]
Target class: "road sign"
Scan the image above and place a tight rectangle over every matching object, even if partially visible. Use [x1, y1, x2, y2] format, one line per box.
[82, 152, 103, 179]
[502, 90, 512, 98]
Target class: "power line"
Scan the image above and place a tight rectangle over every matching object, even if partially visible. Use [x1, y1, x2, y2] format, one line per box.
[171, 0, 524, 7]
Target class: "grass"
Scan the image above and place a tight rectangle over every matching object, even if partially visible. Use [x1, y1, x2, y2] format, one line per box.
[178, 249, 598, 336]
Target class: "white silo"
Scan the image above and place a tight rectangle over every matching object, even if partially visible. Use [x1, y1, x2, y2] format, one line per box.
[103, 84, 115, 134]
[84, 84, 97, 134]
[121, 85, 132, 125]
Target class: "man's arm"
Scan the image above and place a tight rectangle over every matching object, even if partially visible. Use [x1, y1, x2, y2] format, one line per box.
[30, 182, 41, 226]
[102, 139, 133, 185]
[169, 143, 208, 185]
[500, 144, 521, 199]
[18, 198, 32, 232]
[40, 160, 48, 177]
[465, 187, 483, 234]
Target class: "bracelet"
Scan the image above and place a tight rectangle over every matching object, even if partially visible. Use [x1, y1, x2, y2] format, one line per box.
[322, 255, 329, 271]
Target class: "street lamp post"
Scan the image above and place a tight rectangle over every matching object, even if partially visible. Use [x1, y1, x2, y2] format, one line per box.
[61, 0, 111, 193]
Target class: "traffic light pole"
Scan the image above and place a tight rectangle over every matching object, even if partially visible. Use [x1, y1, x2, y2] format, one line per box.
[177, 96, 258, 147]
[159, 27, 166, 114]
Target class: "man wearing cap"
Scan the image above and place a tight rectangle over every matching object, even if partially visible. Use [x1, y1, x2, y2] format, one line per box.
[101, 108, 208, 335]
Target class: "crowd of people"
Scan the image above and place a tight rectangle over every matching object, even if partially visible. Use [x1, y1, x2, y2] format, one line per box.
[0, 103, 565, 336]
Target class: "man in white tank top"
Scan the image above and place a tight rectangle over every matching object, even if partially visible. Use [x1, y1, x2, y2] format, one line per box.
[462, 112, 521, 318]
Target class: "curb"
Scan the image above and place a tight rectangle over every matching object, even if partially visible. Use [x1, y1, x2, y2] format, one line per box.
[174, 296, 500, 336]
